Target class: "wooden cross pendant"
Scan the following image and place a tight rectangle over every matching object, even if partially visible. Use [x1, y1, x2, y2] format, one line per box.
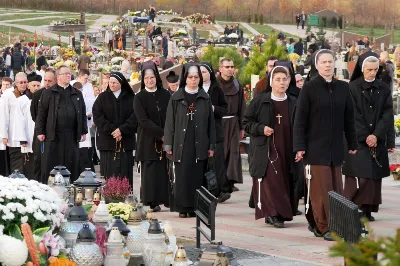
[276, 114, 282, 124]
[187, 103, 195, 121]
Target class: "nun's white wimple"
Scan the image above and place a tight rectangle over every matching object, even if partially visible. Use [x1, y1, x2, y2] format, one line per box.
[188, 66, 198, 73]
[361, 56, 378, 72]
[144, 68, 155, 75]
[269, 66, 287, 84]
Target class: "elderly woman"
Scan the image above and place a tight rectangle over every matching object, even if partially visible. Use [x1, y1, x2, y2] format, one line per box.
[164, 64, 216, 218]
[243, 66, 298, 228]
[92, 72, 137, 185]
[133, 62, 170, 212]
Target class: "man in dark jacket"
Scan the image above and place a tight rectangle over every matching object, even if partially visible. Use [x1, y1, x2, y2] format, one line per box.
[343, 52, 395, 222]
[11, 48, 24, 80]
[35, 65, 87, 183]
[294, 49, 358, 241]
[36, 51, 47, 71]
[253, 56, 278, 98]
[294, 39, 304, 56]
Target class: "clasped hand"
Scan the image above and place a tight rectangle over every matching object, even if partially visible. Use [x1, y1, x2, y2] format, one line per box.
[112, 128, 122, 141]
[264, 126, 274, 136]
[366, 135, 377, 147]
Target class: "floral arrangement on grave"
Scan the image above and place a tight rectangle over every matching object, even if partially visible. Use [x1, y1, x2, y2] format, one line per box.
[0, 176, 76, 266]
[394, 116, 400, 132]
[170, 17, 184, 23]
[137, 28, 146, 35]
[185, 13, 213, 24]
[173, 29, 188, 37]
[157, 10, 173, 15]
[112, 49, 128, 58]
[107, 203, 134, 222]
[86, 51, 94, 57]
[130, 11, 142, 16]
[103, 177, 131, 203]
[54, 60, 77, 71]
[289, 53, 300, 69]
[98, 64, 111, 73]
[130, 72, 139, 83]
[59, 47, 77, 60]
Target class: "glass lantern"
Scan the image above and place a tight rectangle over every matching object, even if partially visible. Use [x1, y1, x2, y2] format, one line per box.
[73, 168, 102, 204]
[104, 227, 126, 266]
[143, 219, 168, 266]
[93, 201, 111, 227]
[69, 224, 104, 266]
[59, 204, 96, 248]
[106, 215, 131, 238]
[52, 172, 67, 199]
[126, 208, 148, 257]
[49, 165, 71, 186]
[9, 169, 26, 179]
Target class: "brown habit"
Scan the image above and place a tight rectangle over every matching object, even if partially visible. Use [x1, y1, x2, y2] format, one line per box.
[252, 100, 294, 220]
[217, 75, 245, 184]
[343, 176, 382, 213]
[305, 165, 342, 234]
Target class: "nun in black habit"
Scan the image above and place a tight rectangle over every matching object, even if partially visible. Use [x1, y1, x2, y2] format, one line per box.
[164, 64, 216, 218]
[92, 72, 137, 185]
[166, 71, 180, 94]
[342, 51, 394, 221]
[274, 61, 301, 98]
[133, 61, 170, 212]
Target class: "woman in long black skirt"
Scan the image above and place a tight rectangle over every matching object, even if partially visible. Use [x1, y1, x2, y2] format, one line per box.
[164, 64, 216, 218]
[93, 72, 137, 185]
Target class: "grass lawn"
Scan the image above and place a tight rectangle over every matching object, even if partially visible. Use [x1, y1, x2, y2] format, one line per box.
[216, 21, 252, 35]
[197, 30, 211, 38]
[15, 14, 101, 27]
[344, 27, 400, 44]
[249, 23, 299, 39]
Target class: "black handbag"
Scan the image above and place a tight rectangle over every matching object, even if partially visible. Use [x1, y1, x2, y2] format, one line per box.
[204, 158, 219, 197]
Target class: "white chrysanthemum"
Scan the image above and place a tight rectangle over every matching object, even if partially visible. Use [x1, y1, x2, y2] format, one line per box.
[0, 225, 4, 235]
[0, 235, 28, 266]
[21, 216, 28, 224]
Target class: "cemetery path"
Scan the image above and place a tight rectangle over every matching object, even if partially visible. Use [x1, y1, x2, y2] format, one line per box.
[267, 24, 339, 38]
[87, 14, 118, 32]
[1, 16, 66, 23]
[125, 166, 400, 265]
[241, 22, 260, 35]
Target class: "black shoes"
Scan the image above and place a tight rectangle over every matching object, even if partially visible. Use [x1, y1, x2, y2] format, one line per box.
[296, 209, 303, 215]
[151, 205, 161, 212]
[231, 186, 239, 192]
[265, 216, 284, 228]
[363, 212, 375, 221]
[323, 232, 334, 241]
[218, 192, 231, 203]
[178, 212, 196, 218]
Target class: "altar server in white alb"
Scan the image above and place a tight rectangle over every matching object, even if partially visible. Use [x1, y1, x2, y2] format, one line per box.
[13, 73, 42, 179]
[0, 72, 28, 174]
[72, 81, 95, 173]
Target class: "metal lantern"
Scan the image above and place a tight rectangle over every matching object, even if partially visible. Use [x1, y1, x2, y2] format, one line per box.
[9, 169, 26, 179]
[126, 208, 148, 257]
[104, 227, 126, 266]
[136, 203, 147, 220]
[125, 191, 138, 207]
[73, 168, 102, 203]
[196, 240, 240, 266]
[49, 165, 71, 186]
[143, 219, 168, 266]
[59, 204, 96, 248]
[93, 201, 111, 227]
[69, 224, 104, 266]
[106, 215, 131, 237]
[173, 246, 192, 266]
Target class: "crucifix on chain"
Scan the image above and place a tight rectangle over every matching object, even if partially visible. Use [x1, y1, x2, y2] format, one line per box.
[187, 103, 195, 121]
[276, 114, 282, 124]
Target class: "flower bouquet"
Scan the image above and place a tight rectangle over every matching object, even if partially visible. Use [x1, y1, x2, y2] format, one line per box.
[389, 164, 400, 180]
[107, 203, 133, 222]
[243, 84, 252, 105]
[103, 177, 131, 203]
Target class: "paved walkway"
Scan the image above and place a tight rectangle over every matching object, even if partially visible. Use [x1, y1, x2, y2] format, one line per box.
[128, 167, 400, 266]
[266, 24, 339, 38]
[87, 14, 118, 32]
[241, 22, 260, 35]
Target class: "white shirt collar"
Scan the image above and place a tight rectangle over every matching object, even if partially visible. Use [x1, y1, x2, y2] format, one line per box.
[203, 83, 211, 93]
[145, 86, 157, 93]
[271, 92, 287, 101]
[185, 87, 198, 94]
[113, 89, 122, 98]
[364, 78, 375, 83]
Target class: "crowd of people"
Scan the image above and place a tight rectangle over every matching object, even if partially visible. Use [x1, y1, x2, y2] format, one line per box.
[0, 31, 395, 243]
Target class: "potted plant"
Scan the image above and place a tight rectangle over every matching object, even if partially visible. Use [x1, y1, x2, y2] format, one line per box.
[103, 177, 131, 203]
[389, 164, 400, 180]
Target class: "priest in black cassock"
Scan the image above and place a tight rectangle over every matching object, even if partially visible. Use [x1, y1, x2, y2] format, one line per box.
[243, 66, 298, 228]
[166, 70, 180, 94]
[93, 72, 137, 185]
[343, 52, 394, 221]
[35, 66, 88, 182]
[164, 64, 216, 218]
[134, 61, 170, 212]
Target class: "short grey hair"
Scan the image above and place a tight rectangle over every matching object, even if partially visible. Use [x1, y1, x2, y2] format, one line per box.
[364, 56, 379, 64]
[15, 72, 27, 81]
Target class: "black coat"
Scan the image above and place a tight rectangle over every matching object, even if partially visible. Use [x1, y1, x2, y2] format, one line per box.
[30, 88, 45, 122]
[164, 88, 216, 162]
[93, 90, 137, 151]
[342, 78, 394, 179]
[133, 88, 170, 161]
[36, 55, 47, 70]
[11, 51, 24, 70]
[207, 83, 228, 142]
[294, 42, 303, 56]
[243, 92, 298, 179]
[35, 85, 88, 141]
[293, 75, 358, 166]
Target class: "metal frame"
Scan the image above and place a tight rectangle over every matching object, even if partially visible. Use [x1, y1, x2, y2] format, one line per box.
[194, 186, 218, 248]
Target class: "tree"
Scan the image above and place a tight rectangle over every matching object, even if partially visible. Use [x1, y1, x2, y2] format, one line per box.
[259, 14, 263, 25]
[238, 35, 288, 85]
[200, 46, 245, 71]
[316, 25, 326, 45]
[247, 14, 251, 23]
[254, 14, 258, 23]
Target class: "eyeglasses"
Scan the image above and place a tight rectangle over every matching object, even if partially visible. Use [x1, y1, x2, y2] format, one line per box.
[223, 66, 235, 69]
[187, 76, 199, 79]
